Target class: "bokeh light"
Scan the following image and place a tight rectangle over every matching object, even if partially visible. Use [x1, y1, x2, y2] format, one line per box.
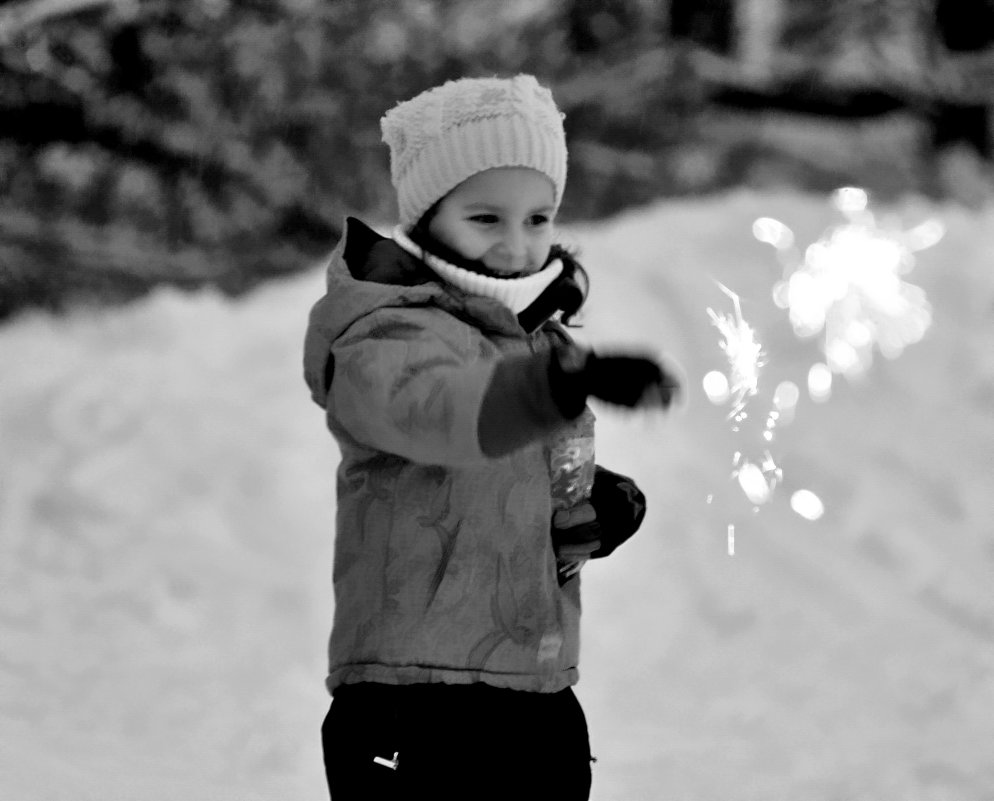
[790, 489, 825, 521]
[736, 460, 773, 506]
[702, 370, 731, 405]
[808, 362, 833, 402]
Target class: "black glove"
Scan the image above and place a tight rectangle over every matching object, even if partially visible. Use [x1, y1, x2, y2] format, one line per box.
[549, 346, 680, 418]
[550, 465, 648, 584]
[587, 465, 646, 559]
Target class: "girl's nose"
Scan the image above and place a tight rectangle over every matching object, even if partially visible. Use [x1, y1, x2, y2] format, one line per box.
[494, 227, 528, 272]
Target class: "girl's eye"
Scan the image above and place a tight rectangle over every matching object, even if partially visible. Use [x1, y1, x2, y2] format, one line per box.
[468, 214, 499, 224]
[529, 214, 550, 226]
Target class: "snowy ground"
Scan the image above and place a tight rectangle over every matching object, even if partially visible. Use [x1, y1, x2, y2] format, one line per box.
[2, 190, 993, 801]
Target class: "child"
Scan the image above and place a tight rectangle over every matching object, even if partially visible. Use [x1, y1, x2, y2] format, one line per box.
[303, 74, 679, 801]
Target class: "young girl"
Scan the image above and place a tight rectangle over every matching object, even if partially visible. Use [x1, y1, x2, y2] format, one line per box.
[303, 74, 679, 801]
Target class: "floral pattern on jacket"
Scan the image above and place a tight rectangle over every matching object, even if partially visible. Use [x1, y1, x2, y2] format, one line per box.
[303, 218, 585, 694]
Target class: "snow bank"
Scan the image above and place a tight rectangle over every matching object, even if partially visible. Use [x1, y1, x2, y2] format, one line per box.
[2, 191, 993, 800]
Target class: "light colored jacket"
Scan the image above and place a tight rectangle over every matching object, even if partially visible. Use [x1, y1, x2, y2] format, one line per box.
[303, 218, 593, 694]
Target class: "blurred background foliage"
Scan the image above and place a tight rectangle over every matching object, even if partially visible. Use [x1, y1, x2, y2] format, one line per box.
[1, 0, 992, 319]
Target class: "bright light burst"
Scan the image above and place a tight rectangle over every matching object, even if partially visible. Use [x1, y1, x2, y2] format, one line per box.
[703, 187, 945, 544]
[706, 188, 941, 546]
[762, 187, 941, 380]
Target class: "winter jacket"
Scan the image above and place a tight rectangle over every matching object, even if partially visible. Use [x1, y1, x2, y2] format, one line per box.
[303, 217, 593, 694]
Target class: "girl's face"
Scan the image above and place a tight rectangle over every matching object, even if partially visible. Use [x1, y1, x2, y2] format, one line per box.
[427, 167, 556, 277]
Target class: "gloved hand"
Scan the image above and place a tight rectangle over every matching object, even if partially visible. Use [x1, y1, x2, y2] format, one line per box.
[551, 466, 648, 584]
[549, 345, 680, 418]
[587, 465, 646, 559]
[551, 501, 599, 585]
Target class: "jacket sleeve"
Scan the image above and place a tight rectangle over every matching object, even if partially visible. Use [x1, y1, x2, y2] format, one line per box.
[328, 306, 568, 466]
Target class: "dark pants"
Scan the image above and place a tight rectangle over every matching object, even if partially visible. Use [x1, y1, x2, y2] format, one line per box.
[321, 682, 593, 801]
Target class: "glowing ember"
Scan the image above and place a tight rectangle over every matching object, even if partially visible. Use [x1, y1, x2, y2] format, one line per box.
[702, 370, 731, 404]
[730, 450, 782, 508]
[736, 460, 773, 505]
[791, 489, 825, 521]
[752, 217, 795, 250]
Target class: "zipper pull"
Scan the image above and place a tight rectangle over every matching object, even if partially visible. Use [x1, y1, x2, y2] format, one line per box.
[373, 751, 400, 771]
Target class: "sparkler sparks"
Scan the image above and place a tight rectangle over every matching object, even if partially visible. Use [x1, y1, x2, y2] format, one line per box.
[705, 283, 783, 548]
[761, 187, 941, 382]
[705, 187, 936, 545]
[706, 282, 764, 426]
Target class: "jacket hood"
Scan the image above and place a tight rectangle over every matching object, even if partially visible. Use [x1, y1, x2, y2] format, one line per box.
[303, 217, 447, 408]
[304, 217, 537, 409]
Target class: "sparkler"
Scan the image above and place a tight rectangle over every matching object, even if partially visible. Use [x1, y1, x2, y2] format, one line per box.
[705, 282, 784, 552]
[705, 282, 764, 426]
[705, 188, 938, 549]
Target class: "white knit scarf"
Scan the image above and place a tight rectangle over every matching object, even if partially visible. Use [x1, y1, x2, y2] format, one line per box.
[392, 226, 563, 315]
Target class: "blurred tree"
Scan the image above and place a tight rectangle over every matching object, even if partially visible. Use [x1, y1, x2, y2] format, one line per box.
[0, 0, 588, 318]
[1, 0, 348, 317]
[669, 0, 734, 54]
[0, 0, 124, 37]
[930, 0, 994, 158]
[567, 0, 649, 55]
[1, 0, 982, 320]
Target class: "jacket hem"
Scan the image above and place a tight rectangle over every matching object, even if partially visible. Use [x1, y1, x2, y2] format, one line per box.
[326, 663, 579, 696]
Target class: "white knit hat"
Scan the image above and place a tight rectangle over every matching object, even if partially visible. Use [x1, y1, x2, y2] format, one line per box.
[381, 74, 568, 230]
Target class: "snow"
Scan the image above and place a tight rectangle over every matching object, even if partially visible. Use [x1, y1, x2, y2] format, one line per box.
[2, 190, 993, 800]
